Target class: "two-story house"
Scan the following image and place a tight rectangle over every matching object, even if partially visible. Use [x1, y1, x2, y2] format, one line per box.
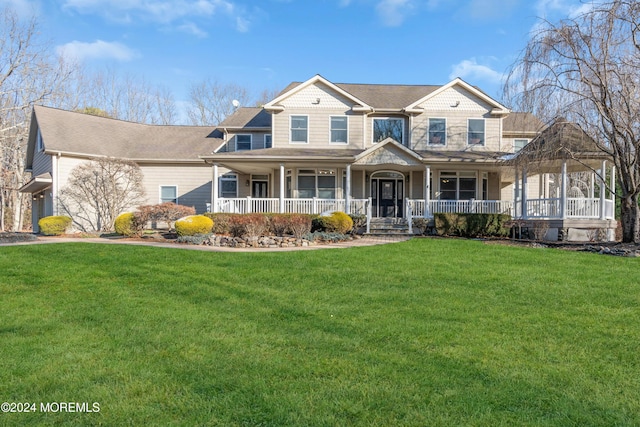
[21, 74, 617, 240]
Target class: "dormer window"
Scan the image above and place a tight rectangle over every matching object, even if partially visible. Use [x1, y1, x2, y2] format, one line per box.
[236, 134, 252, 151]
[373, 117, 404, 144]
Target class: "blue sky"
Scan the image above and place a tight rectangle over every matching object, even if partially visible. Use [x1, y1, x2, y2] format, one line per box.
[5, 0, 593, 107]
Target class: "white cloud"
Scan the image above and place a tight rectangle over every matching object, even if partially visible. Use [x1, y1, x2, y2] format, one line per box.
[176, 22, 208, 38]
[0, 0, 40, 16]
[375, 0, 414, 27]
[62, 0, 248, 33]
[534, 0, 600, 19]
[56, 40, 138, 62]
[449, 58, 504, 85]
[466, 0, 518, 20]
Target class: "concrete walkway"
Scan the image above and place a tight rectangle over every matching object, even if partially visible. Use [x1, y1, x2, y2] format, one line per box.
[1, 234, 411, 252]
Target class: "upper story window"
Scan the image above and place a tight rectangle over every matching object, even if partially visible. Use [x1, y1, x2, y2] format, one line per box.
[330, 116, 348, 144]
[514, 139, 528, 152]
[373, 117, 404, 144]
[290, 115, 308, 143]
[160, 185, 178, 204]
[265, 134, 272, 148]
[236, 134, 252, 151]
[468, 119, 485, 146]
[428, 118, 446, 145]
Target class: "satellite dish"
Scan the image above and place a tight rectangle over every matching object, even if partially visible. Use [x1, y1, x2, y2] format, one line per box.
[232, 99, 240, 108]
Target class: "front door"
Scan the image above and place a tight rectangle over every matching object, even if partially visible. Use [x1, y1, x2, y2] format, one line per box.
[252, 181, 268, 198]
[372, 175, 403, 217]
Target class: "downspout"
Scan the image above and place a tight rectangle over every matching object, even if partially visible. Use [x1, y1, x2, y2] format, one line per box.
[52, 152, 61, 216]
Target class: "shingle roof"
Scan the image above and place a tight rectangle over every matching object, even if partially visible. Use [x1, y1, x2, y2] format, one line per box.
[278, 81, 440, 110]
[503, 112, 545, 134]
[33, 105, 224, 161]
[218, 107, 271, 128]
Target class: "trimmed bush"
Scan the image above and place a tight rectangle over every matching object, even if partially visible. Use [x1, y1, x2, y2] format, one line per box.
[203, 213, 237, 234]
[321, 211, 354, 234]
[175, 215, 214, 236]
[288, 214, 313, 239]
[268, 214, 291, 237]
[434, 213, 511, 238]
[38, 216, 72, 236]
[114, 212, 142, 237]
[136, 202, 196, 229]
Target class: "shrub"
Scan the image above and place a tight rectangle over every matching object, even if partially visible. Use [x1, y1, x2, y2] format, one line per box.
[434, 213, 510, 238]
[322, 211, 354, 234]
[288, 214, 313, 239]
[176, 233, 212, 245]
[349, 214, 367, 234]
[136, 202, 196, 229]
[203, 213, 238, 234]
[175, 215, 214, 236]
[229, 214, 269, 246]
[268, 214, 291, 237]
[304, 231, 349, 242]
[114, 212, 143, 237]
[38, 216, 72, 236]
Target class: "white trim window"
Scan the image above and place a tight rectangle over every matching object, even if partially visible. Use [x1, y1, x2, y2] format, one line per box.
[290, 115, 308, 143]
[265, 134, 272, 149]
[439, 171, 476, 200]
[330, 116, 348, 144]
[373, 117, 404, 144]
[514, 139, 528, 152]
[236, 134, 252, 151]
[219, 174, 237, 198]
[297, 169, 336, 199]
[36, 128, 44, 152]
[428, 118, 446, 145]
[160, 185, 178, 204]
[467, 119, 485, 146]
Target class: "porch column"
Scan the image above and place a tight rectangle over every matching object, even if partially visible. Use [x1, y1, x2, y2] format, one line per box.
[212, 164, 219, 213]
[345, 164, 352, 214]
[514, 167, 520, 218]
[599, 160, 607, 220]
[279, 163, 285, 213]
[424, 165, 431, 218]
[610, 164, 616, 219]
[560, 160, 568, 219]
[521, 168, 528, 219]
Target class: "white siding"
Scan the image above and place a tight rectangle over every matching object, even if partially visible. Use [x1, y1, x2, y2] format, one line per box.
[411, 86, 502, 151]
[140, 164, 212, 213]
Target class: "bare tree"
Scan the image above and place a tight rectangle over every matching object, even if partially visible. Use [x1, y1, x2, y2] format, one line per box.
[0, 6, 76, 231]
[504, 0, 640, 242]
[186, 78, 252, 125]
[58, 157, 146, 232]
[79, 68, 177, 125]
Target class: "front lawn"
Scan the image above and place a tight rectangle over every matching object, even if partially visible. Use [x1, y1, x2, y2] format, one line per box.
[0, 239, 638, 426]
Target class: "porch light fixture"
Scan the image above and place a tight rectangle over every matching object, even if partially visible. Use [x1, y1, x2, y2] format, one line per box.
[245, 180, 250, 187]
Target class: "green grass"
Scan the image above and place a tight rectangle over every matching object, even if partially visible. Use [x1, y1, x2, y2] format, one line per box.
[0, 239, 639, 426]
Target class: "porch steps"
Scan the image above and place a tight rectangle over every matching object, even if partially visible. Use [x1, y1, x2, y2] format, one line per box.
[366, 218, 413, 236]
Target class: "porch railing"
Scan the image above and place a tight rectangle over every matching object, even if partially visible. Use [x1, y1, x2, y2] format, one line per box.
[407, 199, 514, 218]
[213, 197, 369, 215]
[214, 197, 614, 222]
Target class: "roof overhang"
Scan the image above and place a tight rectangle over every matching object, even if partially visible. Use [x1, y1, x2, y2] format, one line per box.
[19, 173, 52, 193]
